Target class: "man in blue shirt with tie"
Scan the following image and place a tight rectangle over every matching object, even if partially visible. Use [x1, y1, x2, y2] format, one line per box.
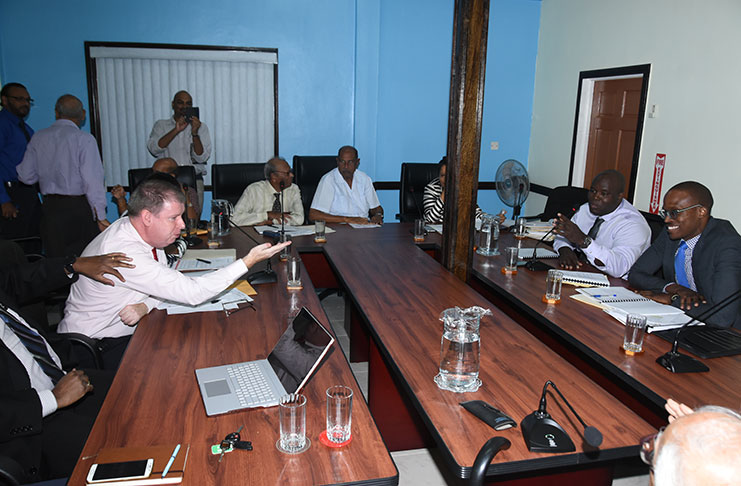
[629, 181, 741, 329]
[0, 82, 41, 239]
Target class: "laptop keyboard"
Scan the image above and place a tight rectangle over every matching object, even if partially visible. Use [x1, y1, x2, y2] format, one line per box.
[227, 362, 275, 406]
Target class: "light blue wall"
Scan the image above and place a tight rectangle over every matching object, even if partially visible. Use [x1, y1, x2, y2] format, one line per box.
[0, 0, 540, 222]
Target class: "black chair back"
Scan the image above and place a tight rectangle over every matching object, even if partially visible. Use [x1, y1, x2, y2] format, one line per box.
[293, 155, 338, 223]
[541, 186, 589, 220]
[641, 210, 665, 243]
[398, 162, 439, 222]
[211, 163, 265, 206]
[128, 166, 197, 192]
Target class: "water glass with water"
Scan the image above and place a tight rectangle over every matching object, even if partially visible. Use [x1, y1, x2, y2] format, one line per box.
[623, 314, 647, 354]
[314, 220, 327, 243]
[326, 385, 353, 444]
[514, 217, 527, 239]
[287, 256, 302, 289]
[545, 269, 563, 302]
[504, 247, 519, 272]
[278, 394, 309, 454]
[413, 219, 425, 242]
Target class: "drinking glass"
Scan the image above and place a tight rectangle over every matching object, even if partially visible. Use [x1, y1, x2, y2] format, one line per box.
[277, 394, 309, 454]
[623, 314, 647, 354]
[326, 386, 353, 444]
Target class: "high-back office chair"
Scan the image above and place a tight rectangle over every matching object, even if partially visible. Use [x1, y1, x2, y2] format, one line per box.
[641, 210, 665, 243]
[528, 185, 589, 221]
[293, 155, 338, 223]
[211, 163, 265, 206]
[127, 165, 197, 192]
[397, 162, 439, 222]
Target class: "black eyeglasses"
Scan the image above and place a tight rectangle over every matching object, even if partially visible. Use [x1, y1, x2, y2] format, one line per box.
[659, 204, 702, 220]
[6, 95, 34, 105]
[337, 158, 358, 166]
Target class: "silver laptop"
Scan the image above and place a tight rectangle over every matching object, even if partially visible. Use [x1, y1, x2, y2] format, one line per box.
[195, 307, 335, 416]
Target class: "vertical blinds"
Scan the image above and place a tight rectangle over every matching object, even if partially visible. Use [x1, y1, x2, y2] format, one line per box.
[88, 46, 277, 186]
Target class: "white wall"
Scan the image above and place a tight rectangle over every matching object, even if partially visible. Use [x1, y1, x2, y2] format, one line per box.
[528, 0, 741, 228]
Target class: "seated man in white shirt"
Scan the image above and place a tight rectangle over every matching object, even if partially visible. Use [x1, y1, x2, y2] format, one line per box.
[58, 176, 289, 368]
[552, 170, 651, 278]
[309, 145, 384, 225]
[232, 157, 304, 226]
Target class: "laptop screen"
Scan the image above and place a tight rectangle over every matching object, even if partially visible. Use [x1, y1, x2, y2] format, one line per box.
[266, 307, 334, 393]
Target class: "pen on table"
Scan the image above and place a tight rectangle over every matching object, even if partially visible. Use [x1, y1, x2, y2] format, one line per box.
[196, 258, 211, 264]
[592, 294, 618, 299]
[162, 443, 181, 478]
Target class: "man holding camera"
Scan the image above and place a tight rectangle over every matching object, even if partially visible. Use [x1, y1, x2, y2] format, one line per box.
[147, 90, 211, 209]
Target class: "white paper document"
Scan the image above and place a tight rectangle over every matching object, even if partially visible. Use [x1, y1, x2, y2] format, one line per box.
[156, 288, 253, 315]
[176, 249, 237, 271]
[517, 248, 559, 259]
[349, 223, 381, 229]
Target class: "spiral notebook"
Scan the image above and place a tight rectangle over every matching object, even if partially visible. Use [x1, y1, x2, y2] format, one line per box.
[559, 271, 610, 287]
[577, 287, 686, 318]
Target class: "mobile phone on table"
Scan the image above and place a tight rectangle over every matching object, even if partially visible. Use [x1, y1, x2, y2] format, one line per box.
[87, 459, 153, 483]
[184, 106, 199, 122]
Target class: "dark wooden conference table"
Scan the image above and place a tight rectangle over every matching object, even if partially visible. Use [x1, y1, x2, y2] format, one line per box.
[290, 224, 656, 483]
[67, 230, 399, 485]
[69, 223, 667, 485]
[469, 232, 741, 427]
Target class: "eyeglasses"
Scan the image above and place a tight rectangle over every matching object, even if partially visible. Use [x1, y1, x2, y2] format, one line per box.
[337, 158, 358, 166]
[274, 170, 292, 175]
[639, 427, 665, 469]
[659, 204, 702, 220]
[6, 95, 34, 105]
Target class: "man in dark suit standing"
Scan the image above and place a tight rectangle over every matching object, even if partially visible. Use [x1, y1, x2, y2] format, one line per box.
[0, 252, 131, 481]
[629, 181, 741, 329]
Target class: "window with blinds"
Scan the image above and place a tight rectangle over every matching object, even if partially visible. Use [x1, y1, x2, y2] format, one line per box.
[85, 42, 278, 186]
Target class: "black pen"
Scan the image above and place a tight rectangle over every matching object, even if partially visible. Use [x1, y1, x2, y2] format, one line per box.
[196, 258, 211, 264]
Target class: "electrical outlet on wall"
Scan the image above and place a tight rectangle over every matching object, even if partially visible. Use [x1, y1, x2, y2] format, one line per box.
[490, 141, 499, 150]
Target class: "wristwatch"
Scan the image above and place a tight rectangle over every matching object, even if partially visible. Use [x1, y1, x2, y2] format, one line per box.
[64, 256, 78, 276]
[581, 236, 593, 249]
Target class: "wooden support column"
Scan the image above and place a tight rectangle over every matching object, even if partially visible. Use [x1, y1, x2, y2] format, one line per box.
[442, 0, 489, 282]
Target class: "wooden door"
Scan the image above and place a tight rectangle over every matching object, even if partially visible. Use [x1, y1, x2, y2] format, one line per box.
[583, 77, 642, 187]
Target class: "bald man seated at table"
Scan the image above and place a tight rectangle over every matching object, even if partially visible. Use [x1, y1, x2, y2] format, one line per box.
[111, 157, 200, 220]
[309, 145, 384, 225]
[57, 177, 289, 368]
[629, 181, 741, 329]
[645, 405, 741, 486]
[553, 170, 651, 278]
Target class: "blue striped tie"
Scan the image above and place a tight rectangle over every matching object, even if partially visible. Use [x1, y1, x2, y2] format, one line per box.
[674, 240, 690, 288]
[1, 310, 65, 384]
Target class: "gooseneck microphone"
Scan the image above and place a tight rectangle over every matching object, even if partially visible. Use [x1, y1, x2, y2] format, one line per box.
[657, 288, 741, 373]
[409, 185, 425, 221]
[279, 180, 286, 237]
[520, 380, 603, 453]
[524, 227, 555, 272]
[227, 217, 278, 285]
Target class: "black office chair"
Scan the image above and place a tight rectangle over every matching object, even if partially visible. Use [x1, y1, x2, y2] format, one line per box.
[526, 185, 589, 221]
[0, 455, 25, 486]
[211, 163, 265, 206]
[128, 166, 197, 192]
[293, 155, 338, 223]
[641, 210, 665, 243]
[396, 162, 439, 222]
[469, 437, 511, 486]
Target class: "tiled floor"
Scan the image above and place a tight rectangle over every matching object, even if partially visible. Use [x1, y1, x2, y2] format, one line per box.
[319, 292, 650, 486]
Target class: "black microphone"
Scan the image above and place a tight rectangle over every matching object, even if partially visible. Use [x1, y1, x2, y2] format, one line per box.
[520, 380, 603, 453]
[656, 288, 741, 373]
[279, 180, 286, 238]
[227, 217, 278, 285]
[524, 206, 576, 272]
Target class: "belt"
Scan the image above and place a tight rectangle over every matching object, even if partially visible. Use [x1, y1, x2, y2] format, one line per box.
[43, 194, 86, 199]
[4, 180, 33, 190]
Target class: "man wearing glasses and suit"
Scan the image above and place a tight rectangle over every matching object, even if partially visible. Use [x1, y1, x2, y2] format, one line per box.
[628, 181, 741, 329]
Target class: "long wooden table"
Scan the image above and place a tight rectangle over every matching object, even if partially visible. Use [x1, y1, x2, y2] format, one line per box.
[469, 232, 741, 426]
[291, 224, 656, 483]
[68, 233, 398, 485]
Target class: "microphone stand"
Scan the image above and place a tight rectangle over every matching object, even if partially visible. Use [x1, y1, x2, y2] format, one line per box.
[520, 380, 603, 453]
[656, 288, 741, 373]
[227, 217, 278, 285]
[524, 228, 555, 272]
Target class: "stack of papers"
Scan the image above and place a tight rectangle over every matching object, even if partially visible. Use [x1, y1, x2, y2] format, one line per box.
[156, 287, 253, 315]
[175, 249, 236, 271]
[560, 270, 610, 287]
[574, 287, 694, 331]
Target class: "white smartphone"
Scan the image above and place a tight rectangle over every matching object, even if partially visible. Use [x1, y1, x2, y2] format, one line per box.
[87, 459, 153, 483]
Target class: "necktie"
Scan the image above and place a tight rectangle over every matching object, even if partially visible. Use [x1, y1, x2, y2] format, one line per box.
[152, 248, 159, 262]
[272, 193, 282, 214]
[18, 120, 31, 142]
[1, 310, 65, 384]
[588, 217, 604, 239]
[674, 241, 690, 288]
